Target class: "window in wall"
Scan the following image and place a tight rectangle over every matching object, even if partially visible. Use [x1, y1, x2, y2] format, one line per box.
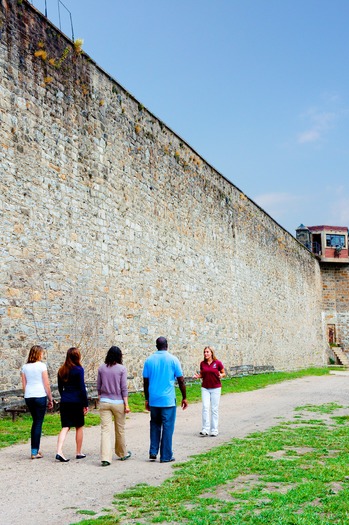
[326, 234, 346, 248]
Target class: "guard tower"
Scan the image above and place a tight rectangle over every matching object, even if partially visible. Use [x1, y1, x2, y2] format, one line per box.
[296, 224, 349, 263]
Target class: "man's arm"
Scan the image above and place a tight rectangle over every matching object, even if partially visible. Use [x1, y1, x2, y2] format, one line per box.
[143, 377, 150, 411]
[177, 376, 188, 410]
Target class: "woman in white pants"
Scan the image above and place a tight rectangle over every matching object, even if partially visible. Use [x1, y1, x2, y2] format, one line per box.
[194, 347, 225, 437]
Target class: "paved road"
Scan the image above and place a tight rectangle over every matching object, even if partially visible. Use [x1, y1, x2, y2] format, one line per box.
[0, 374, 348, 525]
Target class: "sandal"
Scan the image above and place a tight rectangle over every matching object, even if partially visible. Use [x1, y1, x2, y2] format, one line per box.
[120, 451, 132, 461]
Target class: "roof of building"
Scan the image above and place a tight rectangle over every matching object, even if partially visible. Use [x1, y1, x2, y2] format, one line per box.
[307, 225, 348, 232]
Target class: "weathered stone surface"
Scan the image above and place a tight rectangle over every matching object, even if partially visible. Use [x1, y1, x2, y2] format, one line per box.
[321, 263, 349, 352]
[0, 0, 326, 389]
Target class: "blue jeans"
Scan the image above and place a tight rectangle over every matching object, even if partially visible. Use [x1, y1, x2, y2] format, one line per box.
[25, 396, 47, 455]
[149, 406, 176, 461]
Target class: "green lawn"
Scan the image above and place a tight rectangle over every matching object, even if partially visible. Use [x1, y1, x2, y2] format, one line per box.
[77, 399, 349, 525]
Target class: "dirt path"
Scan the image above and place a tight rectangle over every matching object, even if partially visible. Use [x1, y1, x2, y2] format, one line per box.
[1, 374, 348, 525]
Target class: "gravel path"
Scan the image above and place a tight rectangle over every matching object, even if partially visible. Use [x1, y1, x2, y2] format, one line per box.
[1, 374, 348, 525]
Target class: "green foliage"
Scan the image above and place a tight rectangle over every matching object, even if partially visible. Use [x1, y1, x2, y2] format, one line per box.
[128, 391, 146, 412]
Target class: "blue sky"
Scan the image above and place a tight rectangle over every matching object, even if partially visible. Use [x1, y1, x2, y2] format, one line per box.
[30, 0, 349, 235]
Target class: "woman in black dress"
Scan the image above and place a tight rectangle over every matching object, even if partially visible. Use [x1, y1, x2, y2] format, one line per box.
[55, 347, 88, 462]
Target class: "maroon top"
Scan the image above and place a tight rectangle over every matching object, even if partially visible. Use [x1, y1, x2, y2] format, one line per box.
[200, 359, 224, 389]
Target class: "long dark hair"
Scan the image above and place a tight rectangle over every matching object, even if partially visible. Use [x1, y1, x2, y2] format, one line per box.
[105, 346, 123, 367]
[58, 347, 82, 382]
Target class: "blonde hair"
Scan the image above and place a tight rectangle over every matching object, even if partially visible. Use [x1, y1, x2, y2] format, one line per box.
[203, 346, 217, 362]
[27, 345, 44, 363]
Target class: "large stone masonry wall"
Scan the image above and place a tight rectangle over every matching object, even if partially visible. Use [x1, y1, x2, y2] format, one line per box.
[321, 263, 349, 352]
[0, 0, 326, 389]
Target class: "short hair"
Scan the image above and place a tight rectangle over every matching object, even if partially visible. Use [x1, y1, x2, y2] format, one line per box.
[203, 346, 217, 362]
[156, 337, 168, 350]
[105, 346, 123, 366]
[27, 345, 44, 363]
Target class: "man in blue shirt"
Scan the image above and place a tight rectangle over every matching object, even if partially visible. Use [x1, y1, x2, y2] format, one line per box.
[143, 336, 188, 463]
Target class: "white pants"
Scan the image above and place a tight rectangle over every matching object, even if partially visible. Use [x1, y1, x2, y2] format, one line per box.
[201, 387, 221, 435]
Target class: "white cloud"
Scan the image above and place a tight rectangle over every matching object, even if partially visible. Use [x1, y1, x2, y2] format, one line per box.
[254, 191, 298, 207]
[254, 192, 301, 216]
[298, 129, 321, 144]
[253, 192, 304, 233]
[297, 109, 337, 144]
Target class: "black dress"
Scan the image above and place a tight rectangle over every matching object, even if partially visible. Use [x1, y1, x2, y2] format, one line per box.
[58, 365, 88, 428]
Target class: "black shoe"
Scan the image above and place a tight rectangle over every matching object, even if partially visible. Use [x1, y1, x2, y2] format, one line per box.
[120, 451, 132, 461]
[76, 454, 86, 459]
[160, 457, 175, 463]
[55, 454, 70, 462]
[101, 460, 110, 467]
[149, 454, 157, 461]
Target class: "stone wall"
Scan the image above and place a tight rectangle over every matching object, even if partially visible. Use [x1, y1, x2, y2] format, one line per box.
[321, 263, 349, 351]
[0, 0, 326, 390]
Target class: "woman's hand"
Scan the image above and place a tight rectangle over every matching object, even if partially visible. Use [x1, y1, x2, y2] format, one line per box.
[193, 373, 201, 379]
[83, 407, 89, 415]
[124, 405, 130, 414]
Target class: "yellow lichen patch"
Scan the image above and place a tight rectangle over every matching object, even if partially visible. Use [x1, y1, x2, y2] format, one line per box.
[81, 84, 89, 96]
[34, 49, 47, 60]
[74, 38, 84, 54]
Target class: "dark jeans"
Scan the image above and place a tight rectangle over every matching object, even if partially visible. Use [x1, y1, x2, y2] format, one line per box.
[25, 396, 47, 455]
[149, 406, 176, 462]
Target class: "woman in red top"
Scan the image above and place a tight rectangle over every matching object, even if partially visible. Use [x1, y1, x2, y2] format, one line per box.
[194, 346, 225, 436]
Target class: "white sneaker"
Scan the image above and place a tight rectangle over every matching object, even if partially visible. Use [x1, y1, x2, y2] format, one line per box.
[199, 431, 209, 436]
